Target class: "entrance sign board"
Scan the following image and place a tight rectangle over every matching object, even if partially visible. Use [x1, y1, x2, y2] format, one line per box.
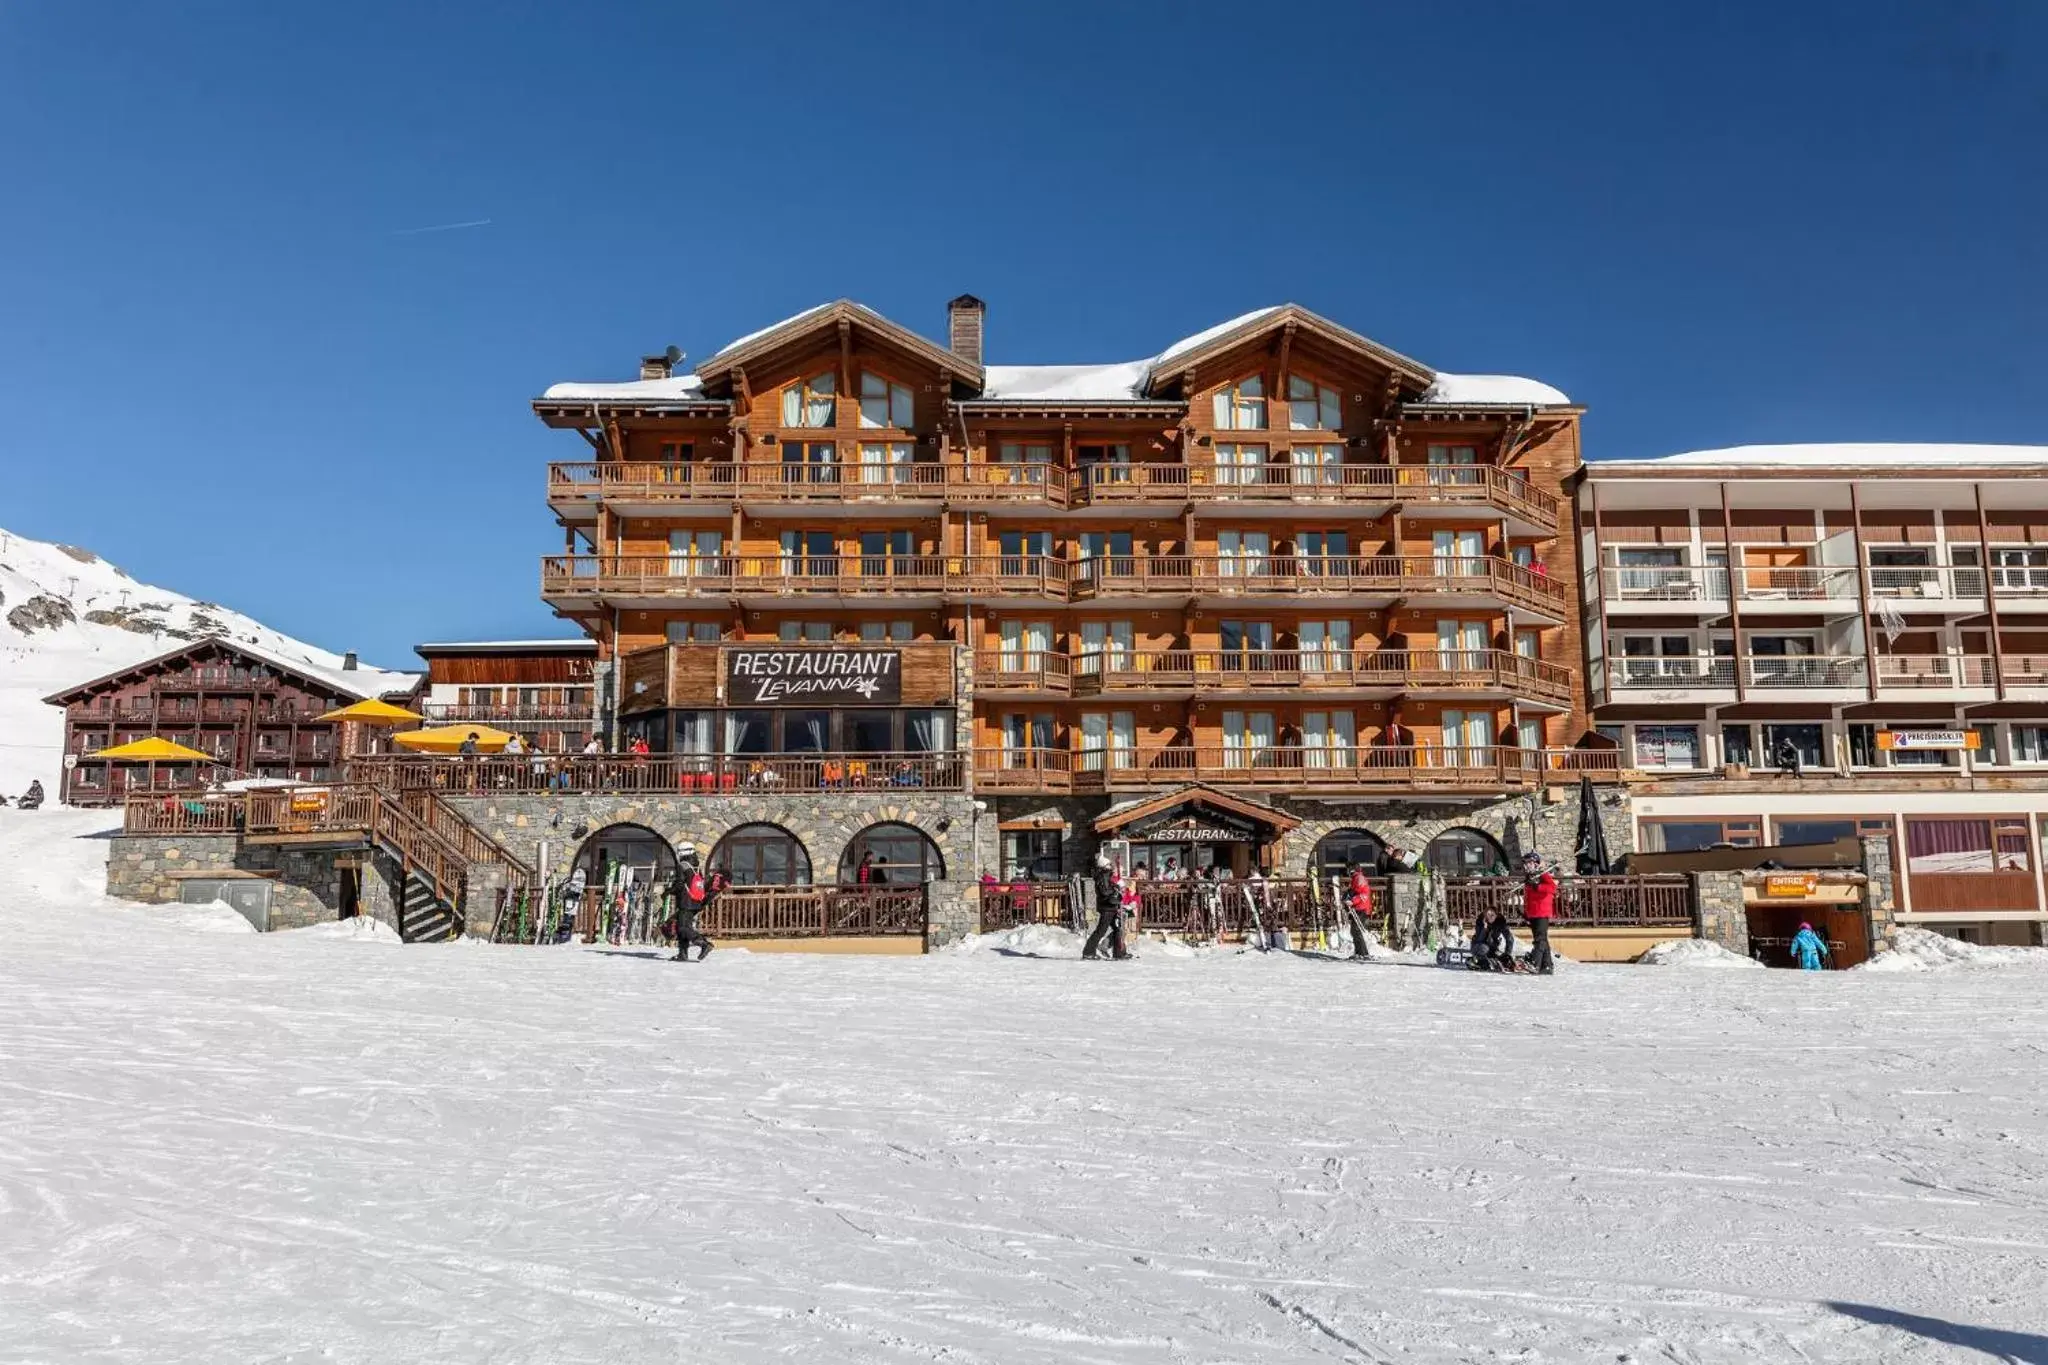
[725, 649, 902, 705]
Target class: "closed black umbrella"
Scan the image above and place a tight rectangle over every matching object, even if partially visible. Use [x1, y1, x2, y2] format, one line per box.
[1574, 773, 1613, 876]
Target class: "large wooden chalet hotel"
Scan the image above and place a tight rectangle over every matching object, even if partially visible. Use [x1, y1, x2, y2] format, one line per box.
[534, 298, 1605, 887]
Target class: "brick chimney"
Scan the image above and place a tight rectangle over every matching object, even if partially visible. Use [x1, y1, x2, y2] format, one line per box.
[947, 295, 984, 367]
[639, 353, 672, 380]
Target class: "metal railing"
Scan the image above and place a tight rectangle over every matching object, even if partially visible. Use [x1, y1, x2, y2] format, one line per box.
[1443, 875, 1695, 928]
[1866, 563, 1987, 600]
[1601, 566, 1731, 603]
[1874, 655, 1998, 689]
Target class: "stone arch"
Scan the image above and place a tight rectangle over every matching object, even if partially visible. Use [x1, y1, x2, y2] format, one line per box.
[709, 822, 813, 887]
[839, 821, 945, 885]
[569, 822, 679, 887]
[1426, 825, 1509, 877]
[1310, 827, 1388, 880]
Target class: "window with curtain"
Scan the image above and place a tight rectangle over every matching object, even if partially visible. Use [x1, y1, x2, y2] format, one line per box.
[782, 371, 837, 428]
[1425, 444, 1480, 485]
[858, 442, 913, 485]
[782, 710, 829, 753]
[908, 709, 950, 753]
[857, 371, 914, 429]
[860, 620, 914, 642]
[1293, 443, 1343, 485]
[725, 711, 770, 755]
[997, 442, 1052, 485]
[1215, 443, 1267, 487]
[778, 621, 834, 642]
[1905, 817, 2032, 875]
[2012, 725, 2048, 764]
[1212, 375, 1268, 430]
[1287, 375, 1342, 430]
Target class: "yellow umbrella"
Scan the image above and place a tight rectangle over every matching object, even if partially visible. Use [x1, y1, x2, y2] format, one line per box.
[93, 737, 220, 762]
[391, 724, 518, 754]
[316, 698, 423, 724]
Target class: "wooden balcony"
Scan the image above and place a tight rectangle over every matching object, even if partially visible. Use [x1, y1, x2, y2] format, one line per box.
[548, 459, 1559, 530]
[972, 744, 1618, 795]
[971, 647, 1575, 704]
[1075, 554, 1568, 615]
[420, 702, 596, 724]
[346, 751, 967, 796]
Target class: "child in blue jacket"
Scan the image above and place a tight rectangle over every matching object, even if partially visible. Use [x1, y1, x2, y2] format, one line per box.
[1790, 922, 1830, 971]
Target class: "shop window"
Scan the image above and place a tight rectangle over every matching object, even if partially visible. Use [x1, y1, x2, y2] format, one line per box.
[1635, 725, 1701, 770]
[1425, 826, 1508, 876]
[841, 822, 945, 885]
[712, 823, 812, 886]
[1639, 818, 1761, 853]
[1313, 828, 1386, 880]
[1905, 818, 2032, 876]
[1001, 830, 1063, 881]
[1774, 817, 1892, 849]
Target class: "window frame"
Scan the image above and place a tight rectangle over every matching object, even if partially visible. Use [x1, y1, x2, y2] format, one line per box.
[857, 370, 915, 430]
[1286, 373, 1342, 431]
[782, 371, 838, 429]
[1212, 374, 1269, 431]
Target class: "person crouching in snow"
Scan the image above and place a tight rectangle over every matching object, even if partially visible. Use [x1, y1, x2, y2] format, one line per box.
[1469, 905, 1515, 971]
[1790, 921, 1830, 971]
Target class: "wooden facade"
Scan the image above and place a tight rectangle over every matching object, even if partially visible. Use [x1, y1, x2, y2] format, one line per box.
[44, 639, 378, 806]
[410, 641, 598, 752]
[536, 299, 1592, 795]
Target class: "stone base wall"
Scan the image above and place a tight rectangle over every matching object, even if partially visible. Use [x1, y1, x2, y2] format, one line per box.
[1693, 870, 1750, 956]
[105, 834, 402, 934]
[106, 835, 242, 903]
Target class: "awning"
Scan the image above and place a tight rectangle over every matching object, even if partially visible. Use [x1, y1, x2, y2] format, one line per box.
[91, 737, 219, 762]
[1093, 784, 1299, 839]
[390, 724, 518, 754]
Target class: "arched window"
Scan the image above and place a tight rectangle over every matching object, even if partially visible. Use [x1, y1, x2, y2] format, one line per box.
[840, 822, 945, 886]
[1426, 826, 1508, 877]
[1312, 827, 1386, 880]
[571, 823, 678, 888]
[711, 823, 812, 887]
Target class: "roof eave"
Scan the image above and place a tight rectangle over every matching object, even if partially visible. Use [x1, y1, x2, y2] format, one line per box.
[693, 300, 986, 390]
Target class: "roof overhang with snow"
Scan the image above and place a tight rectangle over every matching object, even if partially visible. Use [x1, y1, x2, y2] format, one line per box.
[41, 637, 410, 707]
[692, 299, 985, 392]
[1585, 443, 2048, 481]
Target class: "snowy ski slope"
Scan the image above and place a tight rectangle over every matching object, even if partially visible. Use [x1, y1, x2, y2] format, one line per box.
[2, 810, 2045, 1363]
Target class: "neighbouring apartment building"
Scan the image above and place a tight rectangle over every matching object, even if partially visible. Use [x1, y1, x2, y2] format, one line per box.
[533, 297, 1615, 886]
[1579, 444, 2048, 945]
[408, 639, 599, 753]
[44, 638, 414, 806]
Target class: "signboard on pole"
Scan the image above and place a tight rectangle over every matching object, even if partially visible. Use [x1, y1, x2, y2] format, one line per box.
[723, 648, 902, 706]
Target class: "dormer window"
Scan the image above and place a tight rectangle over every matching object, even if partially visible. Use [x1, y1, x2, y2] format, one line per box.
[1287, 375, 1341, 431]
[781, 371, 836, 428]
[858, 371, 914, 429]
[1212, 375, 1267, 430]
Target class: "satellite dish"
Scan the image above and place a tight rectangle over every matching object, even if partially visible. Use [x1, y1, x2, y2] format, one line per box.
[664, 344, 683, 365]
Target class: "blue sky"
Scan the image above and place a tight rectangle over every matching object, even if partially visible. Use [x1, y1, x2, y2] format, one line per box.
[2, 2, 2042, 666]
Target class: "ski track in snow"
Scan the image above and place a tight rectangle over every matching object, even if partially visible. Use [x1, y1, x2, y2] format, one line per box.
[1, 812, 2046, 1363]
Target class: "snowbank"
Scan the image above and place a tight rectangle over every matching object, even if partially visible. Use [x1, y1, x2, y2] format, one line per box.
[1855, 926, 2048, 973]
[282, 916, 402, 943]
[1639, 938, 1765, 969]
[948, 923, 1087, 957]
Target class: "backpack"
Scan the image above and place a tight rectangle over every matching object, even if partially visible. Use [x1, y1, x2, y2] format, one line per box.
[686, 870, 707, 904]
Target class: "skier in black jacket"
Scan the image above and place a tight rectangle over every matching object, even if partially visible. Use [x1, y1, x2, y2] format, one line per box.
[1082, 855, 1127, 960]
[673, 859, 714, 962]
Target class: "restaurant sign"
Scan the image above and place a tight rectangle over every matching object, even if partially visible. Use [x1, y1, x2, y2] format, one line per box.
[1132, 811, 1259, 842]
[1877, 729, 1979, 751]
[725, 648, 902, 705]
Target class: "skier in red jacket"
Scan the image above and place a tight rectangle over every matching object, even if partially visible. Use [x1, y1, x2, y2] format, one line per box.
[1344, 866, 1374, 960]
[1519, 852, 1557, 975]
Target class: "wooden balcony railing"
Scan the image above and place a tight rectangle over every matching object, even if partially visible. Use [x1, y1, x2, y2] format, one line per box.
[1074, 554, 1567, 612]
[420, 703, 596, 723]
[703, 886, 927, 938]
[972, 647, 1574, 703]
[975, 877, 1394, 939]
[972, 745, 1618, 793]
[1442, 875, 1695, 928]
[549, 459, 1559, 527]
[346, 751, 967, 795]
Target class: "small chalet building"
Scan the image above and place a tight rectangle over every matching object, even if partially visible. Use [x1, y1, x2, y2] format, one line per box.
[45, 639, 412, 806]
[408, 639, 599, 753]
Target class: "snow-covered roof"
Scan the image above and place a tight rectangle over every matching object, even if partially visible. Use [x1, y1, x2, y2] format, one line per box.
[978, 360, 1155, 403]
[540, 374, 709, 403]
[1419, 373, 1572, 407]
[1151, 307, 1285, 369]
[1608, 443, 2048, 471]
[702, 303, 838, 363]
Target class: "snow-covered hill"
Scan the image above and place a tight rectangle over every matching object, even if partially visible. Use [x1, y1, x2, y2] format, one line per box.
[0, 528, 415, 797]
